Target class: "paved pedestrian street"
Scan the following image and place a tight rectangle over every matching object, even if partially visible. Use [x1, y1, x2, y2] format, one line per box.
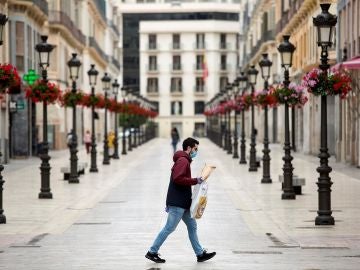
[1, 138, 360, 270]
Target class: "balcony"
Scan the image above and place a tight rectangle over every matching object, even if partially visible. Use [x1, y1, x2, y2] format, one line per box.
[108, 20, 120, 37]
[171, 43, 182, 50]
[194, 43, 207, 50]
[88, 37, 108, 61]
[25, 0, 48, 15]
[194, 86, 206, 95]
[49, 11, 86, 46]
[170, 89, 183, 96]
[146, 87, 159, 96]
[171, 64, 182, 73]
[220, 42, 231, 50]
[249, 30, 275, 59]
[147, 64, 158, 73]
[92, 0, 106, 22]
[112, 56, 121, 70]
[148, 43, 158, 50]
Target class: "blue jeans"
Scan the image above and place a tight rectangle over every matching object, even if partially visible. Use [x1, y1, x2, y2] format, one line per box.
[149, 206, 204, 256]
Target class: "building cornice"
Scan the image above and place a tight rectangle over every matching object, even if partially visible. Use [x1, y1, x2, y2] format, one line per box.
[8, 0, 48, 25]
[88, 0, 107, 29]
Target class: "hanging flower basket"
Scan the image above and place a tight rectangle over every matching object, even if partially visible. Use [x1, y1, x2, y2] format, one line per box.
[25, 80, 61, 103]
[59, 89, 85, 107]
[273, 83, 308, 107]
[0, 64, 21, 93]
[302, 67, 352, 99]
[254, 88, 277, 108]
[81, 93, 105, 108]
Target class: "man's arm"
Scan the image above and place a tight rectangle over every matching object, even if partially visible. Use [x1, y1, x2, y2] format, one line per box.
[172, 158, 198, 186]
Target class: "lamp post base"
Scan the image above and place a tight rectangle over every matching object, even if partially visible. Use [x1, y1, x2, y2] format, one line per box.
[315, 214, 335, 225]
[248, 167, 257, 172]
[89, 167, 98, 173]
[0, 214, 5, 224]
[38, 191, 53, 199]
[261, 178, 272, 184]
[281, 192, 295, 200]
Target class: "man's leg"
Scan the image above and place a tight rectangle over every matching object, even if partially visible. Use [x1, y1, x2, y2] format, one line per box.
[149, 206, 184, 254]
[182, 210, 203, 256]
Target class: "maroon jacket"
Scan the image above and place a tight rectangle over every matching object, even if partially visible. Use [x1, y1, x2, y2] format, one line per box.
[166, 151, 198, 209]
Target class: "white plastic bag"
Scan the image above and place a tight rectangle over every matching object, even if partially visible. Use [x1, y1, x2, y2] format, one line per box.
[190, 164, 216, 219]
[190, 181, 208, 219]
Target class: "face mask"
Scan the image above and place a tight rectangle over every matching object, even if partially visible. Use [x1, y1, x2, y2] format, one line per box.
[190, 151, 197, 159]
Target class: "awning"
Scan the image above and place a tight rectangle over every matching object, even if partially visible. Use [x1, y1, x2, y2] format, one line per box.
[337, 56, 360, 70]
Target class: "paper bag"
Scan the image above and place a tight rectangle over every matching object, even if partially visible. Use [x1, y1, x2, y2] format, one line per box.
[200, 164, 216, 181]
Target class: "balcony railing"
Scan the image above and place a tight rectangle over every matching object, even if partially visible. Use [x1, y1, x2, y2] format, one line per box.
[249, 29, 275, 59]
[172, 64, 182, 71]
[49, 11, 86, 45]
[88, 37, 107, 61]
[147, 87, 159, 94]
[147, 64, 158, 72]
[194, 42, 207, 50]
[220, 42, 230, 50]
[172, 43, 182, 50]
[108, 20, 120, 37]
[24, 0, 48, 15]
[148, 43, 158, 50]
[92, 0, 106, 22]
[194, 63, 204, 71]
[112, 56, 121, 70]
[194, 86, 206, 93]
[170, 89, 183, 95]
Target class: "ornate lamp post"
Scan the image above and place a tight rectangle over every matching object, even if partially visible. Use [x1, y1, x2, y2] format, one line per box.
[220, 88, 227, 151]
[127, 89, 133, 152]
[248, 65, 259, 172]
[226, 83, 233, 155]
[36, 36, 54, 198]
[238, 72, 248, 164]
[102, 73, 111, 165]
[313, 3, 337, 225]
[112, 79, 120, 159]
[0, 13, 8, 223]
[67, 53, 81, 184]
[259, 53, 273, 183]
[278, 35, 296, 199]
[121, 86, 127, 155]
[232, 80, 240, 159]
[87, 64, 99, 172]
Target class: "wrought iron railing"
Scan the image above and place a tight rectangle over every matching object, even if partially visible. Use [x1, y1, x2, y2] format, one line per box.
[89, 37, 107, 61]
[49, 11, 86, 45]
[24, 0, 48, 15]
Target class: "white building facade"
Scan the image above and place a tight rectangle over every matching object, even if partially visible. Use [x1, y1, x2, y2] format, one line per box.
[118, 1, 240, 138]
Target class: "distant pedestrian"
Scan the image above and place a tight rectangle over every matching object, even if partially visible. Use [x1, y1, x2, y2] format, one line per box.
[145, 137, 216, 263]
[84, 130, 91, 154]
[170, 127, 180, 153]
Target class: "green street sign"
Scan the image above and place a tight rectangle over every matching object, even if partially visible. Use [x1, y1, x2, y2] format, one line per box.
[23, 69, 40, 86]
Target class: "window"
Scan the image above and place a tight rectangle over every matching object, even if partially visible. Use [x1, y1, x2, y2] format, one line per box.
[195, 77, 205, 92]
[196, 55, 204, 70]
[220, 33, 226, 49]
[219, 76, 228, 90]
[152, 101, 159, 112]
[173, 34, 180, 49]
[149, 56, 157, 71]
[220, 54, 227, 70]
[147, 78, 158, 93]
[194, 101, 205, 114]
[171, 101, 182, 115]
[196, 33, 205, 49]
[194, 122, 205, 137]
[172, 55, 181, 70]
[171, 77, 182, 92]
[16, 21, 24, 72]
[149, 34, 157, 50]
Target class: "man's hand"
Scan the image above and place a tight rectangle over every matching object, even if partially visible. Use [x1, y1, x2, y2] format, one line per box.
[197, 177, 204, 184]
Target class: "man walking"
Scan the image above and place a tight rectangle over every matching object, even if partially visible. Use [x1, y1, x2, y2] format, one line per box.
[145, 137, 216, 263]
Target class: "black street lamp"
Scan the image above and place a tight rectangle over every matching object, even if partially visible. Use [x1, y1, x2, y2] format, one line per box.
[67, 53, 81, 184]
[259, 53, 273, 184]
[220, 88, 227, 151]
[121, 86, 127, 155]
[127, 89, 133, 152]
[112, 79, 120, 159]
[0, 13, 8, 223]
[238, 72, 248, 164]
[102, 73, 111, 165]
[232, 80, 240, 159]
[87, 64, 99, 173]
[0, 13, 8, 46]
[248, 65, 259, 172]
[278, 35, 296, 200]
[226, 83, 233, 155]
[36, 35, 55, 198]
[313, 3, 337, 225]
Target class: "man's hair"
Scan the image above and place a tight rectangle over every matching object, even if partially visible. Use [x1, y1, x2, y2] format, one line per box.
[182, 137, 199, 151]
